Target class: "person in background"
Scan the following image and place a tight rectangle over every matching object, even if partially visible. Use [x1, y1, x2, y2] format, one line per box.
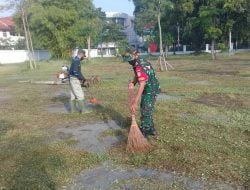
[69, 49, 90, 113]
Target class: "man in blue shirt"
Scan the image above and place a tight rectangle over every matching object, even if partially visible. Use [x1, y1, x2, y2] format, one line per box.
[69, 49, 90, 113]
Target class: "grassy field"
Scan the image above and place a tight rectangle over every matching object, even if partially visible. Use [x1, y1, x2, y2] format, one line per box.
[0, 53, 249, 189]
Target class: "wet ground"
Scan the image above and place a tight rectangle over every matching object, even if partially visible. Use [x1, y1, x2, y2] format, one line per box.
[56, 121, 125, 153]
[55, 120, 243, 190]
[64, 161, 243, 190]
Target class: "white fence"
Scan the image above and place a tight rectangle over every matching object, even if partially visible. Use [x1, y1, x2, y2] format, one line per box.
[74, 49, 115, 58]
[1, 48, 249, 64]
[0, 50, 51, 64]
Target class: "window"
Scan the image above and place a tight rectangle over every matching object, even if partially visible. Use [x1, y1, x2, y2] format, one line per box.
[3, 32, 7, 37]
[110, 17, 125, 29]
[110, 48, 116, 55]
[116, 18, 125, 28]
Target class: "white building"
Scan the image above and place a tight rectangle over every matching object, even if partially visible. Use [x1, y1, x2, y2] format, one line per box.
[0, 17, 24, 48]
[98, 12, 143, 57]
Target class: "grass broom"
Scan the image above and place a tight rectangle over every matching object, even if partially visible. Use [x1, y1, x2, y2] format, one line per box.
[126, 82, 152, 153]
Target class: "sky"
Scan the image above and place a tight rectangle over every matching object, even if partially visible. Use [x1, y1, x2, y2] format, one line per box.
[0, 0, 14, 17]
[0, 0, 135, 17]
[93, 0, 135, 16]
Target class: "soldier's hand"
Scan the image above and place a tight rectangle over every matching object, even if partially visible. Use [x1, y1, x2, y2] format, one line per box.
[131, 101, 137, 114]
[128, 82, 134, 90]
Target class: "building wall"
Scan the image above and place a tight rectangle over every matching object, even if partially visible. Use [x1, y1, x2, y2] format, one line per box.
[72, 48, 115, 58]
[105, 12, 143, 48]
[0, 50, 51, 64]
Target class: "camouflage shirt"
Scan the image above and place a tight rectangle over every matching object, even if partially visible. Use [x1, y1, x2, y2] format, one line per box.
[134, 60, 160, 95]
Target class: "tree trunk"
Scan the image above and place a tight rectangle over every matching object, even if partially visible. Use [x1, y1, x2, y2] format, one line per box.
[157, 13, 164, 71]
[100, 42, 103, 58]
[211, 39, 216, 60]
[173, 43, 176, 55]
[25, 15, 36, 69]
[165, 45, 168, 57]
[87, 35, 91, 60]
[21, 8, 33, 69]
[229, 29, 232, 55]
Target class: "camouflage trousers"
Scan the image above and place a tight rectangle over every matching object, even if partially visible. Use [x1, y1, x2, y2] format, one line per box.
[140, 93, 157, 135]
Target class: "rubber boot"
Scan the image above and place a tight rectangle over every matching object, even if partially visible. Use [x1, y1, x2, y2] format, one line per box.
[76, 100, 92, 113]
[69, 100, 77, 113]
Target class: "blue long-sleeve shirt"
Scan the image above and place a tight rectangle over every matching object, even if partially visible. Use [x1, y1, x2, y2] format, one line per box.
[69, 56, 85, 81]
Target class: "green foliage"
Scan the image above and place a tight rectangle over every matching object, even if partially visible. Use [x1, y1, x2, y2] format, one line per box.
[102, 22, 127, 44]
[143, 35, 155, 48]
[117, 39, 129, 56]
[133, 0, 173, 32]
[161, 32, 174, 46]
[205, 27, 222, 40]
[15, 38, 26, 49]
[217, 42, 227, 51]
[132, 0, 250, 52]
[13, 0, 102, 59]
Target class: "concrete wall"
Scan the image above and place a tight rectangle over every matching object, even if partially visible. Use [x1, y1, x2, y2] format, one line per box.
[0, 50, 51, 64]
[73, 48, 115, 58]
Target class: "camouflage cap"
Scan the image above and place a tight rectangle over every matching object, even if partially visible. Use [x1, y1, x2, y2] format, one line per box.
[123, 48, 139, 62]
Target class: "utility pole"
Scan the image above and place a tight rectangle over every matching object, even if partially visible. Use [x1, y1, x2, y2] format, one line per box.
[177, 22, 180, 52]
[229, 29, 233, 55]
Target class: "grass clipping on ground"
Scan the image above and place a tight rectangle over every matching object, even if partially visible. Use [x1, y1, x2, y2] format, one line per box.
[0, 54, 249, 187]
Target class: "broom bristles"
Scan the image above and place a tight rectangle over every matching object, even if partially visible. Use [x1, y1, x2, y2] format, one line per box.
[126, 116, 152, 153]
[126, 82, 152, 153]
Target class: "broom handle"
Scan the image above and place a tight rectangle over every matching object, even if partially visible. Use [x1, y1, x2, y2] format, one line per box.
[128, 81, 136, 119]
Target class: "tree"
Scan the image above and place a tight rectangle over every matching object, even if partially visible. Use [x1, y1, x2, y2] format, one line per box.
[13, 0, 101, 59]
[96, 16, 128, 57]
[76, 8, 103, 60]
[192, 0, 224, 60]
[133, 0, 174, 71]
[1, 0, 36, 69]
[162, 33, 174, 57]
[223, 0, 249, 54]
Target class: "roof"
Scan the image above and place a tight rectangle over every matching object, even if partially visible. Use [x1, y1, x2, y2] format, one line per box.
[0, 16, 15, 31]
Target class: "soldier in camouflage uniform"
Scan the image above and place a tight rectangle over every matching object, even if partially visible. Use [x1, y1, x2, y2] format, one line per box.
[126, 50, 160, 138]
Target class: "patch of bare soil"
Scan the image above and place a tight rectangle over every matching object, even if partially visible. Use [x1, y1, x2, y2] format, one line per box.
[64, 161, 243, 190]
[194, 94, 250, 109]
[180, 69, 240, 76]
[56, 121, 125, 153]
